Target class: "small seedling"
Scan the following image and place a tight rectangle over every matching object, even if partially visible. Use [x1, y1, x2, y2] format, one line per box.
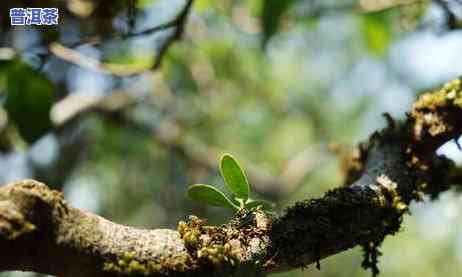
[187, 153, 273, 211]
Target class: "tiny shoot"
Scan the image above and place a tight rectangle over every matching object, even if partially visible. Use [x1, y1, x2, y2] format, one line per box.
[187, 153, 274, 211]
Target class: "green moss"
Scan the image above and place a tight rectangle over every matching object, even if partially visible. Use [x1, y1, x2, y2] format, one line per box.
[195, 242, 242, 266]
[103, 251, 163, 275]
[371, 175, 407, 213]
[4, 220, 36, 240]
[102, 251, 187, 276]
[413, 78, 461, 110]
[0, 195, 37, 240]
[177, 215, 244, 268]
[268, 186, 403, 269]
[454, 96, 462, 108]
[411, 77, 462, 140]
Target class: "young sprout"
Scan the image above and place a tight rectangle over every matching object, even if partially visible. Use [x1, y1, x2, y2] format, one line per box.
[187, 153, 274, 211]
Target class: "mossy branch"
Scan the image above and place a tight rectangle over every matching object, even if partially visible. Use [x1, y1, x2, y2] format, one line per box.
[1, 78, 462, 276]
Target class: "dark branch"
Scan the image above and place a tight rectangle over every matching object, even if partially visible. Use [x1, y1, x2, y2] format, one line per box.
[27, 0, 196, 76]
[152, 0, 194, 70]
[434, 0, 459, 30]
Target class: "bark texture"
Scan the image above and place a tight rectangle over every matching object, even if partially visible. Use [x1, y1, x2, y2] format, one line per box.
[1, 77, 462, 276]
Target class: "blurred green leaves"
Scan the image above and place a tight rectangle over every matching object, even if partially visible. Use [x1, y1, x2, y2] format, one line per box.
[1, 59, 53, 144]
[164, 48, 198, 94]
[261, 0, 296, 48]
[360, 11, 393, 57]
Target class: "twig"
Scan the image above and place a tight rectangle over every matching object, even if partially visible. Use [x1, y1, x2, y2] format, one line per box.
[434, 0, 458, 30]
[49, 42, 152, 76]
[47, 0, 195, 75]
[126, 0, 138, 35]
[152, 0, 194, 70]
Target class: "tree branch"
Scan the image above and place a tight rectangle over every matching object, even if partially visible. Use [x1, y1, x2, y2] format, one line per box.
[23, 0, 195, 76]
[1, 78, 462, 276]
[434, 0, 459, 30]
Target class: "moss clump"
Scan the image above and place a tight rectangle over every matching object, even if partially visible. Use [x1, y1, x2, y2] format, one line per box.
[196, 243, 241, 266]
[370, 175, 407, 213]
[361, 241, 382, 277]
[413, 78, 462, 109]
[103, 251, 163, 275]
[411, 77, 462, 140]
[268, 186, 403, 270]
[178, 216, 242, 267]
[0, 208, 36, 240]
[177, 210, 271, 269]
[102, 249, 191, 276]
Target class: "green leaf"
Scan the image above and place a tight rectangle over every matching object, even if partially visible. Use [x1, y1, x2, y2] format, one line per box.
[164, 47, 198, 94]
[361, 11, 392, 57]
[261, 0, 296, 48]
[245, 198, 275, 210]
[2, 59, 53, 144]
[220, 153, 250, 201]
[187, 184, 239, 210]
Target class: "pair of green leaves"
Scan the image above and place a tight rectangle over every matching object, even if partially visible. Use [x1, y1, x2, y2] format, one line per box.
[187, 153, 272, 211]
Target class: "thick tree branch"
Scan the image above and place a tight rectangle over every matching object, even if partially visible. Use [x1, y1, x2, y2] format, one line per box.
[267, 78, 462, 271]
[1, 78, 462, 276]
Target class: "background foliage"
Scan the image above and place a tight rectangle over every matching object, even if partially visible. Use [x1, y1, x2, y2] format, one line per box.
[1, 0, 462, 276]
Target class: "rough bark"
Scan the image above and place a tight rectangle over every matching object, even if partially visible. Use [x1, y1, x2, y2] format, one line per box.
[1, 77, 462, 276]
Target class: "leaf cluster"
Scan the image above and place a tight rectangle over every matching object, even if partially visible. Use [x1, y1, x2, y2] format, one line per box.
[187, 153, 273, 211]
